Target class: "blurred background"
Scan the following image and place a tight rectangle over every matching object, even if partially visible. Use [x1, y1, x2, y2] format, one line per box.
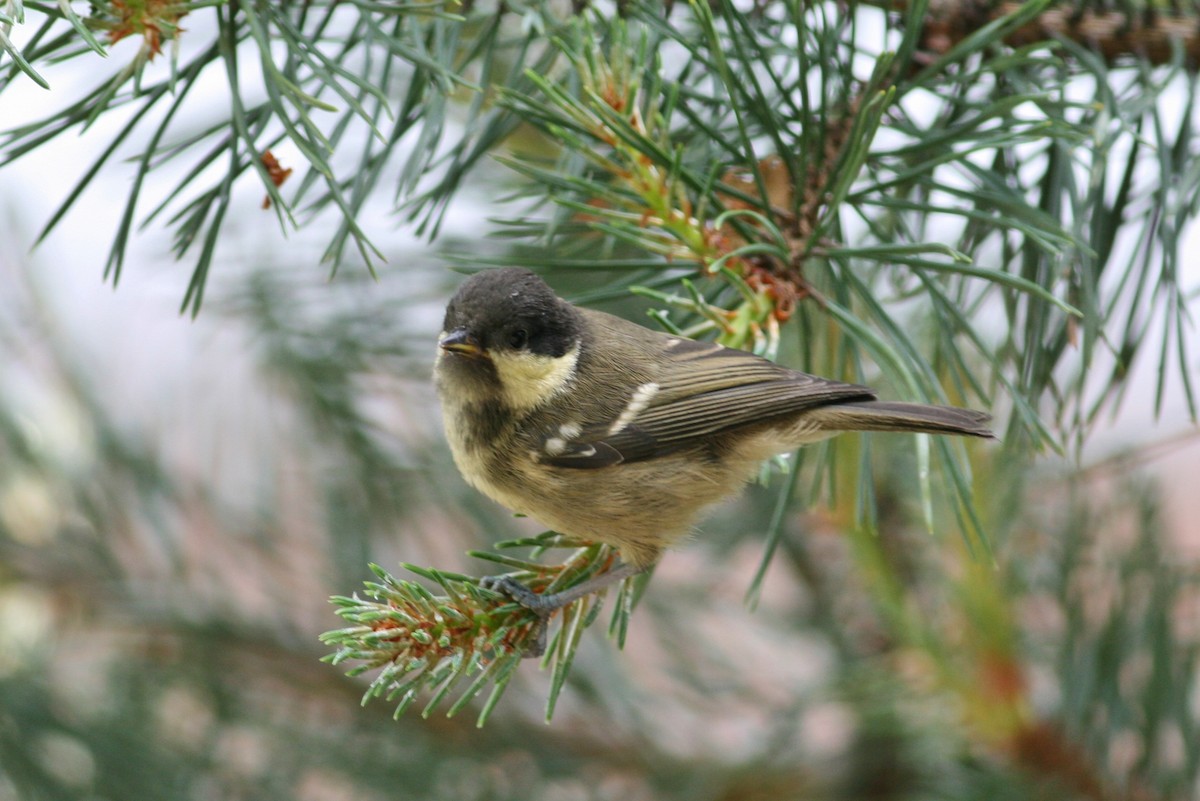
[2, 2, 1199, 800]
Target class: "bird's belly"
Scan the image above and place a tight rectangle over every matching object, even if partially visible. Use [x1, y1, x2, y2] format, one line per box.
[484, 450, 762, 566]
[442, 401, 767, 566]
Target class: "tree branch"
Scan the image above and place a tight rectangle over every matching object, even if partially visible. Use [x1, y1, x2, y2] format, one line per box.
[883, 0, 1200, 66]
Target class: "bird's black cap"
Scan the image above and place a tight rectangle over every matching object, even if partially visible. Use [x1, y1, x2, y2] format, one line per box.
[442, 268, 582, 358]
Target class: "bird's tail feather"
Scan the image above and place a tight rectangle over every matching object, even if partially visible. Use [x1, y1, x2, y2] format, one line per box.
[811, 401, 994, 439]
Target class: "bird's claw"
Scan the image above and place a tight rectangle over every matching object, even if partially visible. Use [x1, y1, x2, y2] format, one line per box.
[479, 575, 555, 613]
[480, 574, 551, 658]
[479, 561, 647, 659]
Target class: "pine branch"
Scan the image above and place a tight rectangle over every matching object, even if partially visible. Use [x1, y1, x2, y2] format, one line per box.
[878, 0, 1200, 67]
[321, 536, 641, 726]
[0, 0, 570, 312]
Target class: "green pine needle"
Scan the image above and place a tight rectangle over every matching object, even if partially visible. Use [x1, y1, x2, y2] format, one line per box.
[322, 541, 636, 726]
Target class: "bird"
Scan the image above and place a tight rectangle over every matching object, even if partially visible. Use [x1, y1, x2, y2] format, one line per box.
[434, 268, 993, 643]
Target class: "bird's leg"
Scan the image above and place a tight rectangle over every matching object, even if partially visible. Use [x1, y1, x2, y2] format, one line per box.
[481, 561, 647, 658]
[484, 560, 646, 614]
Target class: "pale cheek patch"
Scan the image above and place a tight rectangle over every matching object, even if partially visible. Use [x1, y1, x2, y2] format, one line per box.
[608, 381, 659, 435]
[493, 344, 580, 411]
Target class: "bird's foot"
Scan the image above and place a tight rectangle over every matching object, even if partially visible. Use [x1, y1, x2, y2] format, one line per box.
[480, 561, 647, 659]
[479, 574, 553, 658]
[479, 574, 558, 614]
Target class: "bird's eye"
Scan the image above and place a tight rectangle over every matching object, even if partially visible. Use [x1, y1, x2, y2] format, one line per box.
[508, 328, 529, 349]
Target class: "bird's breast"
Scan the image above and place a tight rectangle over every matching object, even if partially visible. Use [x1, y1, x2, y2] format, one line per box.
[439, 394, 537, 514]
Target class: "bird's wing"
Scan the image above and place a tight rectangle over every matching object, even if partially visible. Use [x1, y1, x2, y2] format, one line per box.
[537, 337, 874, 468]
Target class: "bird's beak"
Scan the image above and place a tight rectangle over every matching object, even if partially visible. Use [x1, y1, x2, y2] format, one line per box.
[439, 329, 485, 358]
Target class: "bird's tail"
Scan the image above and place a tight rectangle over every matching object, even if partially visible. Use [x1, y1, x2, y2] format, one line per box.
[811, 400, 995, 439]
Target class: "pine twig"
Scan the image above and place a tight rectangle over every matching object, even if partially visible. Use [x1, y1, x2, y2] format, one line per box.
[882, 0, 1200, 66]
[321, 537, 638, 726]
